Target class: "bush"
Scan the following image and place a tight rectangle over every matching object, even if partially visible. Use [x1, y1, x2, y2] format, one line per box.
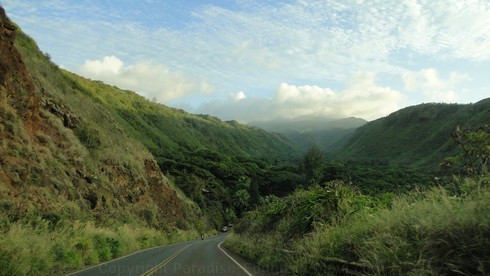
[290, 184, 490, 275]
[227, 179, 490, 275]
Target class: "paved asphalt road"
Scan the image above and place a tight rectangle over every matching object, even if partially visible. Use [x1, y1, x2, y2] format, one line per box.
[67, 234, 270, 276]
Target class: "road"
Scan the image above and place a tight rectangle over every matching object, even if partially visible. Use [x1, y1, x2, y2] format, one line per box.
[67, 234, 268, 276]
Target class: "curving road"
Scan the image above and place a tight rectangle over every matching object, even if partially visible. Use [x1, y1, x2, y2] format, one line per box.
[67, 234, 269, 276]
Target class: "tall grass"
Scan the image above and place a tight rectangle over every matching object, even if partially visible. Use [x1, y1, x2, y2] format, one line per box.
[291, 183, 490, 275]
[226, 232, 287, 272]
[0, 218, 199, 275]
[226, 178, 490, 275]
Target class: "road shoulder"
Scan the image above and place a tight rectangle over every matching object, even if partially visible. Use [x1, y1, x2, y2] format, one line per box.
[219, 236, 283, 276]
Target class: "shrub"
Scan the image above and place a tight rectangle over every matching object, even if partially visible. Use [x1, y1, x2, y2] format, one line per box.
[227, 178, 490, 275]
[290, 185, 490, 275]
[75, 123, 101, 149]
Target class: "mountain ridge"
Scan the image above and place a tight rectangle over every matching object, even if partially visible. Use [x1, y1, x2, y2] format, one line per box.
[333, 99, 490, 169]
[2, 5, 301, 236]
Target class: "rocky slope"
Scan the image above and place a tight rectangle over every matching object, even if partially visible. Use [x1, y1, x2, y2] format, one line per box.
[0, 7, 196, 230]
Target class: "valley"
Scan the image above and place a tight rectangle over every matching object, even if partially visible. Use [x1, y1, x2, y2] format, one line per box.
[0, 5, 489, 275]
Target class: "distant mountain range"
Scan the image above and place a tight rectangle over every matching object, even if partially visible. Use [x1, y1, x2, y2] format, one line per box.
[249, 116, 367, 153]
[250, 98, 490, 172]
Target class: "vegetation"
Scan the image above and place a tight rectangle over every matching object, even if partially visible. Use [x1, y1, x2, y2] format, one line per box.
[446, 124, 490, 177]
[302, 145, 325, 186]
[2, 5, 490, 275]
[335, 100, 490, 170]
[54, 64, 301, 229]
[0, 218, 200, 275]
[10, 9, 301, 229]
[1, 9, 300, 274]
[227, 177, 490, 275]
[226, 127, 490, 275]
[1, 9, 206, 275]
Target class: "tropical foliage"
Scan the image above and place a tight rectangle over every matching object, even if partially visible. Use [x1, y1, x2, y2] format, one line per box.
[226, 127, 490, 275]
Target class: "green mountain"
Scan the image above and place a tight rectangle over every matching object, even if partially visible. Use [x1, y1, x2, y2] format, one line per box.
[1, 6, 201, 232]
[0, 7, 301, 273]
[5, 6, 299, 220]
[3, 4, 487, 273]
[334, 99, 490, 170]
[249, 117, 367, 153]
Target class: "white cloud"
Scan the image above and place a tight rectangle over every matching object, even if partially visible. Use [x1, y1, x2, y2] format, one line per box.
[423, 90, 458, 102]
[82, 55, 123, 74]
[449, 71, 471, 84]
[197, 72, 403, 122]
[5, 0, 489, 119]
[229, 91, 246, 101]
[402, 68, 445, 91]
[402, 68, 470, 102]
[78, 56, 213, 102]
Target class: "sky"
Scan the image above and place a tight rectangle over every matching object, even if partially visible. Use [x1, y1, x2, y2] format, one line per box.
[2, 0, 489, 122]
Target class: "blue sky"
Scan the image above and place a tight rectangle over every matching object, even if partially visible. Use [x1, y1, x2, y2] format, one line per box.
[3, 0, 489, 122]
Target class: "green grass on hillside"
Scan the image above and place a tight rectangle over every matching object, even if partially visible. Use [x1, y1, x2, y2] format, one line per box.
[226, 177, 490, 275]
[0, 13, 210, 276]
[335, 100, 490, 170]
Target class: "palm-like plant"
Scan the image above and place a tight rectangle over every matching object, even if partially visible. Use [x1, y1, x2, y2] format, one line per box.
[233, 189, 250, 214]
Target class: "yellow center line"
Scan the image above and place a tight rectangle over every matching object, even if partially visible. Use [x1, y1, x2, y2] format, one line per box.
[141, 245, 191, 276]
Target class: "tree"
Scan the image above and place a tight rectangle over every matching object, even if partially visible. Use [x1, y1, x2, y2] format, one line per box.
[450, 125, 490, 176]
[224, 208, 237, 224]
[303, 145, 325, 186]
[233, 189, 250, 215]
[249, 181, 260, 206]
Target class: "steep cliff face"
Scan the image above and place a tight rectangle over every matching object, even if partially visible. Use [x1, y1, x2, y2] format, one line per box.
[0, 7, 195, 229]
[0, 7, 43, 198]
[0, 8, 39, 127]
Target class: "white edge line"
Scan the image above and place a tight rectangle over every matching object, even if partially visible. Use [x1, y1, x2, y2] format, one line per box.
[65, 243, 176, 276]
[218, 241, 253, 276]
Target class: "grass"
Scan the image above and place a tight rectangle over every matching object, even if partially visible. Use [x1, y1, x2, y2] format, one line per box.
[226, 232, 287, 273]
[226, 178, 490, 275]
[0, 218, 200, 275]
[0, 24, 210, 275]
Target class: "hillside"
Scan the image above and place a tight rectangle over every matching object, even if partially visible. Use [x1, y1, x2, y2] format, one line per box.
[1, 6, 201, 228]
[0, 7, 208, 273]
[334, 99, 490, 169]
[250, 117, 367, 152]
[11, 2, 300, 216]
[61, 71, 298, 162]
[0, 7, 300, 274]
